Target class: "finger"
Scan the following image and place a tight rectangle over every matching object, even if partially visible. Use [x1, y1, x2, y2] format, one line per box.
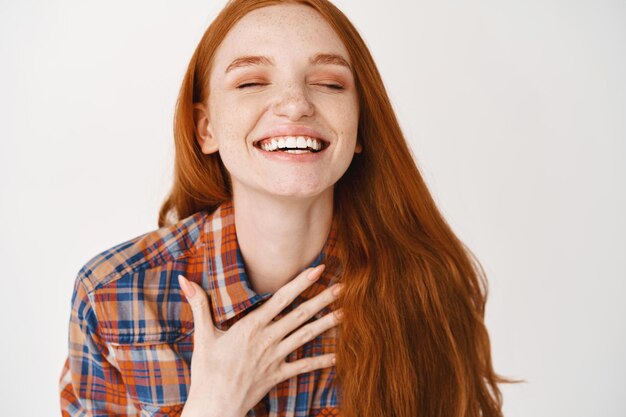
[178, 274, 215, 341]
[279, 353, 336, 381]
[269, 282, 342, 340]
[250, 264, 326, 327]
[275, 309, 343, 359]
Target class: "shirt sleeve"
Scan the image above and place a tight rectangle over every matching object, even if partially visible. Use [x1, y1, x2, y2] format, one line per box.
[58, 276, 139, 416]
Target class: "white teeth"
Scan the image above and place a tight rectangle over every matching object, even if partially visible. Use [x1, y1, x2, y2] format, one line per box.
[285, 137, 297, 148]
[258, 135, 324, 152]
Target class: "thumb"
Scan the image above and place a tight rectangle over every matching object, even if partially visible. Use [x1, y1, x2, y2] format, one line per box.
[178, 274, 215, 341]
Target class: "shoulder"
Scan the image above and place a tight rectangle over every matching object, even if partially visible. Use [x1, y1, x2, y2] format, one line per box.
[73, 210, 210, 344]
[77, 211, 208, 293]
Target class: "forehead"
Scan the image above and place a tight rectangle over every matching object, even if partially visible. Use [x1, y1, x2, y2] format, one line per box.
[212, 4, 351, 69]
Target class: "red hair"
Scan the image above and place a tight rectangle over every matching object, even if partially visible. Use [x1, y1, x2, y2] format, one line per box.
[158, 1, 522, 416]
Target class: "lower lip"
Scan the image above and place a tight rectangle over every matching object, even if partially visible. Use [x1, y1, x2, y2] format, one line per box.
[254, 145, 328, 162]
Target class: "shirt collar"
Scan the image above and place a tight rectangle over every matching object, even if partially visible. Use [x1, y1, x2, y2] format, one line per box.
[200, 200, 340, 329]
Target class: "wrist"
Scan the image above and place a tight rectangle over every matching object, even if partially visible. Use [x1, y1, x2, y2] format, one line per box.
[181, 404, 240, 417]
[181, 392, 243, 417]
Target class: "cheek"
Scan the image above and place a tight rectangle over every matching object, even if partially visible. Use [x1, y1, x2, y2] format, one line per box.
[215, 146, 248, 185]
[210, 109, 256, 152]
[330, 95, 359, 136]
[210, 91, 259, 134]
[336, 111, 360, 148]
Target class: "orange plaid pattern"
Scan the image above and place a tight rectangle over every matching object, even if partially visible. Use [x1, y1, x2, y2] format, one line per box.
[59, 200, 342, 416]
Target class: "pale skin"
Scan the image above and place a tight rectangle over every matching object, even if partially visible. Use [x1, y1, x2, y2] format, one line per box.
[179, 4, 361, 417]
[179, 266, 342, 417]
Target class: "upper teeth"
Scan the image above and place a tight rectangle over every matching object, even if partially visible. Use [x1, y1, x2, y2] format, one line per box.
[259, 136, 323, 152]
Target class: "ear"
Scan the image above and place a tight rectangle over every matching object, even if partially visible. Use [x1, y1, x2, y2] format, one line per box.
[193, 102, 219, 154]
[355, 139, 363, 154]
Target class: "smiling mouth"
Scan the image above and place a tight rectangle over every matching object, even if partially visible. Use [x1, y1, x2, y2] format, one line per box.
[253, 135, 330, 154]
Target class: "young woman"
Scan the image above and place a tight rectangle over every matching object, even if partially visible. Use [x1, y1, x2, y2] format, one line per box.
[59, 1, 516, 416]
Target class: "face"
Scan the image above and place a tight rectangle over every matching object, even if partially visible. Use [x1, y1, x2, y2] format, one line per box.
[194, 3, 360, 200]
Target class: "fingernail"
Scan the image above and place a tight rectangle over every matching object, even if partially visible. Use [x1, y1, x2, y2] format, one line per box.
[331, 354, 336, 365]
[178, 275, 196, 298]
[332, 283, 343, 296]
[335, 309, 344, 319]
[308, 264, 325, 281]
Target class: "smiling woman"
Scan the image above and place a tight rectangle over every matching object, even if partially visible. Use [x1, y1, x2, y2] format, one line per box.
[58, 1, 517, 416]
[192, 6, 361, 204]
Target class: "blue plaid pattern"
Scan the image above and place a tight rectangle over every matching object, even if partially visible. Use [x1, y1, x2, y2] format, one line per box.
[59, 200, 342, 416]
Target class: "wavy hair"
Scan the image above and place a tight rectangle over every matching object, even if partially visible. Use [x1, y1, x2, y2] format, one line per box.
[158, 1, 521, 416]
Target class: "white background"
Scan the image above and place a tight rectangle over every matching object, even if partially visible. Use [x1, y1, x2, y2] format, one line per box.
[1, 1, 624, 416]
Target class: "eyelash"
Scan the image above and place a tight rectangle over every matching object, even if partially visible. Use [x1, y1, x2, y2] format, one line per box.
[236, 82, 344, 90]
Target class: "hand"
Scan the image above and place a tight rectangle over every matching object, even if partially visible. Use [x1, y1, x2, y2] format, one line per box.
[177, 264, 343, 417]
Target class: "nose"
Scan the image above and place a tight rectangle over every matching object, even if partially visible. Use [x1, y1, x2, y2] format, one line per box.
[271, 83, 315, 121]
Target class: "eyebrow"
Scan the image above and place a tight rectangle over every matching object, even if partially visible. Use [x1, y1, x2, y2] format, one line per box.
[224, 53, 352, 74]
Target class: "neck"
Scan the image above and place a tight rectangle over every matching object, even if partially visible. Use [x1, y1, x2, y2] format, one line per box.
[233, 188, 333, 295]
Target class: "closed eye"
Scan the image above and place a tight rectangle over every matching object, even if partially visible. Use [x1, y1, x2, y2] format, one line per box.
[237, 82, 266, 89]
[319, 84, 344, 90]
[236, 83, 344, 90]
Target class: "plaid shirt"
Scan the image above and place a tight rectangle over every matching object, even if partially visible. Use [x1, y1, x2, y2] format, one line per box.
[59, 200, 342, 417]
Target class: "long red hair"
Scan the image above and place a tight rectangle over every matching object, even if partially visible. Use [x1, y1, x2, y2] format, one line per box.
[158, 1, 521, 416]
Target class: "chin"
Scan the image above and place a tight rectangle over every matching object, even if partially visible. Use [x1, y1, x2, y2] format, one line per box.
[264, 181, 331, 200]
